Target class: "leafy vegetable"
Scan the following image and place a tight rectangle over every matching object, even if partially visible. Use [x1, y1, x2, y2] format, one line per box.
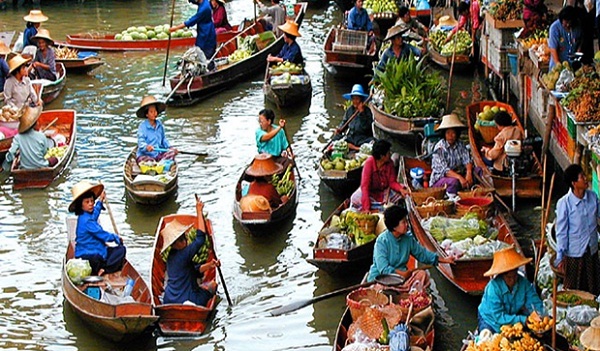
[66, 258, 92, 285]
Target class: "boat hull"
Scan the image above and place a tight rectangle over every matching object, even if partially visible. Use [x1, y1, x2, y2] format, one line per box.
[370, 102, 437, 138]
[263, 67, 312, 107]
[323, 27, 377, 78]
[57, 57, 104, 74]
[123, 148, 178, 205]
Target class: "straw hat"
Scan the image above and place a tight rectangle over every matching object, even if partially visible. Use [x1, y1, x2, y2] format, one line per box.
[438, 15, 458, 27]
[278, 20, 301, 37]
[136, 96, 166, 118]
[160, 219, 193, 253]
[591, 316, 600, 328]
[384, 25, 409, 41]
[435, 113, 466, 132]
[7, 54, 31, 75]
[239, 194, 271, 212]
[18, 105, 43, 134]
[342, 84, 369, 100]
[483, 246, 531, 277]
[580, 325, 600, 351]
[32, 29, 54, 46]
[68, 180, 104, 213]
[0, 42, 10, 56]
[245, 154, 283, 177]
[23, 10, 49, 23]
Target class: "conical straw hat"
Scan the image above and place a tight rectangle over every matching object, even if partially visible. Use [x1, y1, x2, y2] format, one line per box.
[239, 194, 271, 212]
[160, 219, 193, 254]
[136, 96, 166, 118]
[278, 20, 301, 37]
[68, 181, 104, 213]
[483, 245, 531, 277]
[23, 10, 49, 23]
[435, 113, 466, 132]
[438, 15, 457, 27]
[0, 42, 10, 55]
[31, 28, 54, 46]
[580, 325, 600, 351]
[245, 154, 283, 177]
[18, 105, 42, 134]
[384, 25, 409, 41]
[7, 54, 31, 75]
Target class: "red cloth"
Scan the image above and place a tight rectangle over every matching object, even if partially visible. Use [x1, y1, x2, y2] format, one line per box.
[360, 156, 403, 211]
[248, 180, 281, 208]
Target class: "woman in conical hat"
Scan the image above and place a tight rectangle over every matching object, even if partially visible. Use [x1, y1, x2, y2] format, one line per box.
[266, 20, 304, 65]
[332, 84, 374, 151]
[3, 54, 41, 110]
[477, 246, 544, 334]
[30, 29, 57, 81]
[23, 10, 48, 49]
[429, 113, 477, 195]
[135, 95, 178, 163]
[161, 198, 219, 306]
[68, 180, 126, 276]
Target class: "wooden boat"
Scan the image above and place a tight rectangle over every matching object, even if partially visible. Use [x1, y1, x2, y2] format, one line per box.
[32, 63, 67, 105]
[427, 42, 471, 71]
[122, 148, 178, 205]
[57, 56, 104, 74]
[150, 211, 219, 336]
[399, 157, 523, 295]
[166, 2, 307, 107]
[466, 101, 543, 199]
[62, 217, 158, 342]
[371, 102, 438, 140]
[317, 150, 363, 197]
[0, 136, 12, 164]
[263, 64, 312, 107]
[233, 157, 299, 235]
[10, 109, 76, 190]
[323, 27, 377, 78]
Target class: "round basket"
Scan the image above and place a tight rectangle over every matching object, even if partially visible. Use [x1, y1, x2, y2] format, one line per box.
[457, 185, 495, 199]
[478, 123, 499, 144]
[411, 186, 445, 205]
[416, 197, 455, 219]
[556, 289, 598, 308]
[455, 194, 493, 219]
[346, 288, 389, 321]
[396, 292, 432, 318]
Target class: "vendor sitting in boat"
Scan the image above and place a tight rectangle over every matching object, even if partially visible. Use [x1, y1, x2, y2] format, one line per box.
[480, 111, 523, 175]
[350, 139, 409, 212]
[332, 84, 374, 151]
[210, 0, 232, 34]
[161, 199, 219, 306]
[1, 105, 58, 172]
[367, 205, 455, 288]
[347, 0, 375, 47]
[256, 108, 293, 162]
[394, 6, 429, 43]
[136, 96, 178, 163]
[244, 153, 284, 209]
[430, 113, 476, 195]
[69, 180, 126, 276]
[376, 26, 423, 72]
[30, 29, 57, 81]
[478, 246, 544, 334]
[267, 20, 304, 65]
[4, 54, 42, 110]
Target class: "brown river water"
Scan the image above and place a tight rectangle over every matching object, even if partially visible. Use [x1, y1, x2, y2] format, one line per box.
[0, 1, 544, 350]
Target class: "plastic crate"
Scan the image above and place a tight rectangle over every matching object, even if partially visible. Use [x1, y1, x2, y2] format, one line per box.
[335, 28, 367, 48]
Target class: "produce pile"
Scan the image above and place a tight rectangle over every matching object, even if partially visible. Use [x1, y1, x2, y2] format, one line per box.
[55, 46, 79, 59]
[429, 30, 472, 56]
[0, 105, 21, 124]
[373, 55, 445, 118]
[269, 62, 306, 85]
[44, 146, 68, 160]
[526, 311, 554, 334]
[271, 165, 294, 197]
[227, 49, 252, 63]
[488, 0, 523, 21]
[426, 212, 491, 243]
[519, 29, 548, 50]
[560, 66, 600, 122]
[114, 25, 192, 41]
[320, 141, 370, 172]
[541, 61, 571, 90]
[270, 72, 307, 85]
[465, 322, 544, 351]
[270, 61, 303, 75]
[228, 34, 262, 63]
[473, 105, 508, 135]
[317, 209, 384, 250]
[398, 290, 431, 310]
[363, 0, 398, 14]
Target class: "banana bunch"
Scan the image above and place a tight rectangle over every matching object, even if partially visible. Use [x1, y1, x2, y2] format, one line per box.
[1, 105, 21, 122]
[489, 0, 522, 21]
[271, 165, 294, 196]
[55, 46, 79, 59]
[44, 146, 67, 160]
[500, 322, 524, 339]
[526, 311, 553, 333]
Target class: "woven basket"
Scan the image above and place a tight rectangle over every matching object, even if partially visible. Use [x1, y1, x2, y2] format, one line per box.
[457, 185, 495, 199]
[411, 187, 446, 205]
[397, 293, 432, 319]
[478, 123, 499, 144]
[346, 288, 389, 321]
[556, 289, 598, 308]
[455, 194, 493, 219]
[416, 197, 455, 219]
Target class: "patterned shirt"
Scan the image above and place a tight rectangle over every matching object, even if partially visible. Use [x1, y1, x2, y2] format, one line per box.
[430, 138, 472, 185]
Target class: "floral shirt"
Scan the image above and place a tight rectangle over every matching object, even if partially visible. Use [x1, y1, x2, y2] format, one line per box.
[430, 138, 472, 185]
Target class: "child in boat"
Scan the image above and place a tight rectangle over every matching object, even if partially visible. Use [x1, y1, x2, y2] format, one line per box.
[480, 111, 523, 175]
[161, 199, 219, 306]
[136, 96, 178, 163]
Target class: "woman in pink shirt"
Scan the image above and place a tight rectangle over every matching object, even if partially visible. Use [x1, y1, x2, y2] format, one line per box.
[444, 1, 481, 56]
[211, 0, 232, 34]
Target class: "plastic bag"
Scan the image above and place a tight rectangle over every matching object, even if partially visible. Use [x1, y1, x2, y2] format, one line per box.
[66, 258, 92, 285]
[323, 233, 353, 250]
[389, 324, 410, 351]
[566, 304, 599, 325]
[556, 318, 577, 343]
[536, 252, 554, 290]
[465, 240, 510, 258]
[555, 69, 574, 92]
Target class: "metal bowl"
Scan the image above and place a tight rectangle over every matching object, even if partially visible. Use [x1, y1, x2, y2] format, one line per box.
[82, 276, 104, 284]
[375, 273, 405, 286]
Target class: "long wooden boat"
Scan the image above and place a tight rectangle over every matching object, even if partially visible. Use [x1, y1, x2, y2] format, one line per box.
[400, 156, 523, 295]
[0, 136, 12, 164]
[122, 147, 178, 205]
[57, 56, 104, 74]
[166, 2, 307, 107]
[427, 42, 471, 71]
[370, 102, 438, 140]
[150, 211, 219, 336]
[31, 63, 67, 105]
[233, 157, 299, 235]
[10, 109, 76, 190]
[263, 64, 312, 107]
[466, 101, 543, 199]
[318, 150, 363, 197]
[323, 27, 377, 78]
[62, 217, 157, 342]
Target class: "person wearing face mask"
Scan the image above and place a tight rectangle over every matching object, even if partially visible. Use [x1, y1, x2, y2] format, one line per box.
[170, 0, 217, 70]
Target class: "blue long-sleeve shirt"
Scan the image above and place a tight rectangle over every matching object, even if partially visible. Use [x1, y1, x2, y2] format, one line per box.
[277, 41, 303, 65]
[75, 201, 121, 260]
[2, 129, 53, 171]
[0, 58, 9, 93]
[376, 45, 421, 71]
[137, 119, 171, 159]
[23, 25, 38, 48]
[347, 7, 372, 32]
[555, 189, 600, 265]
[367, 230, 439, 282]
[478, 274, 544, 333]
[184, 0, 217, 55]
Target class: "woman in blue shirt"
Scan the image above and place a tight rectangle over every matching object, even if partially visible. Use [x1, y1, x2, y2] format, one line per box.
[69, 181, 126, 276]
[0, 42, 10, 93]
[478, 246, 544, 333]
[376, 25, 423, 71]
[255, 108, 292, 159]
[136, 96, 178, 163]
[267, 21, 304, 65]
[170, 0, 217, 70]
[22, 10, 48, 49]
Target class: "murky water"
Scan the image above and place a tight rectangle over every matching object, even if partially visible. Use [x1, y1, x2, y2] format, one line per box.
[0, 1, 543, 350]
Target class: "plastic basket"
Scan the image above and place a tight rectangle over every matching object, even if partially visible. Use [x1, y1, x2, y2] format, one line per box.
[507, 53, 518, 76]
[346, 288, 388, 321]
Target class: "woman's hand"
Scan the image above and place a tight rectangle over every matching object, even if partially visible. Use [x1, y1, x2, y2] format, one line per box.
[196, 198, 205, 214]
[459, 176, 468, 189]
[146, 145, 154, 152]
[98, 191, 106, 202]
[170, 147, 179, 155]
[465, 173, 474, 187]
[440, 256, 455, 265]
[278, 119, 286, 128]
[399, 186, 410, 198]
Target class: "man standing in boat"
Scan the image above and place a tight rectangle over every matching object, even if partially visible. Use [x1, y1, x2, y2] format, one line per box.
[170, 0, 217, 70]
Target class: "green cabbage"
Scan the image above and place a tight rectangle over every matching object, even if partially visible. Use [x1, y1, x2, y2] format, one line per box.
[66, 258, 92, 285]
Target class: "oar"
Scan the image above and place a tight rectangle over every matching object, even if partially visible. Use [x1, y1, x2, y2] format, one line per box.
[162, 0, 177, 87]
[195, 194, 233, 306]
[270, 280, 376, 316]
[282, 127, 302, 181]
[320, 94, 373, 153]
[534, 172, 555, 283]
[41, 117, 59, 132]
[154, 147, 208, 157]
[445, 34, 458, 111]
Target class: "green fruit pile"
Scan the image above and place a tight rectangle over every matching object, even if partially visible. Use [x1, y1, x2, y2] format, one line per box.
[477, 105, 506, 122]
[320, 153, 368, 172]
[114, 25, 193, 41]
[363, 0, 398, 13]
[270, 61, 303, 75]
[44, 146, 67, 160]
[228, 49, 252, 63]
[541, 61, 570, 90]
[271, 165, 294, 196]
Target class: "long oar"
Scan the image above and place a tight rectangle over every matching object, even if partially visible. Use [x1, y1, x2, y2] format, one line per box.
[321, 94, 373, 153]
[445, 34, 458, 111]
[195, 194, 233, 306]
[162, 0, 177, 87]
[41, 117, 59, 132]
[154, 147, 208, 157]
[282, 127, 302, 181]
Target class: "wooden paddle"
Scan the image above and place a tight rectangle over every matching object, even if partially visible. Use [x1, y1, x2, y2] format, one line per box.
[154, 147, 208, 157]
[445, 34, 458, 111]
[41, 117, 59, 132]
[162, 0, 177, 87]
[282, 127, 302, 181]
[320, 94, 373, 153]
[195, 194, 233, 306]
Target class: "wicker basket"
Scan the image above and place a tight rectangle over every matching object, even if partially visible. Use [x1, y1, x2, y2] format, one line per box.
[556, 289, 598, 308]
[478, 123, 499, 144]
[455, 194, 493, 219]
[346, 288, 389, 321]
[457, 185, 495, 199]
[411, 187, 446, 205]
[416, 197, 455, 219]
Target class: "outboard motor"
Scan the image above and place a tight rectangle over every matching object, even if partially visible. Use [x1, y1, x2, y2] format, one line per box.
[178, 47, 208, 77]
